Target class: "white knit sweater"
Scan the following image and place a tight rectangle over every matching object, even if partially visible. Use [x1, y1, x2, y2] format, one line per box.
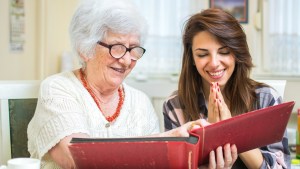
[27, 71, 160, 169]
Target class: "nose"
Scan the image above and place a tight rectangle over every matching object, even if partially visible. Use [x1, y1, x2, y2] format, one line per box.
[119, 51, 132, 66]
[210, 53, 220, 67]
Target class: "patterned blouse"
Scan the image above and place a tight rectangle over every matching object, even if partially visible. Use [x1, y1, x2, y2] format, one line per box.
[163, 86, 290, 169]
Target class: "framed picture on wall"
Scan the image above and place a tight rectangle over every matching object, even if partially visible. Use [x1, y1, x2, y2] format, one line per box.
[209, 0, 248, 23]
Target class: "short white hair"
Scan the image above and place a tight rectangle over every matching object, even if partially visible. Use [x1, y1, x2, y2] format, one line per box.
[69, 0, 148, 66]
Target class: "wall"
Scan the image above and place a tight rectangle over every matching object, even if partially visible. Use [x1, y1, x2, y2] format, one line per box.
[0, 0, 79, 80]
[37, 0, 80, 79]
[0, 0, 38, 80]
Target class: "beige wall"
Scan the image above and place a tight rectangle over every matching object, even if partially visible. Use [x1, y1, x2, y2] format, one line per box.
[0, 0, 38, 80]
[0, 0, 79, 80]
[37, 0, 80, 79]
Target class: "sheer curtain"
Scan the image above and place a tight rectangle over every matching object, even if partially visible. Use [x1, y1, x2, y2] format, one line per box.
[265, 0, 300, 75]
[130, 0, 206, 78]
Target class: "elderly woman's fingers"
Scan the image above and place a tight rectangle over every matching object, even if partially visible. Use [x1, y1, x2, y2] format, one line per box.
[195, 119, 210, 127]
[189, 119, 211, 132]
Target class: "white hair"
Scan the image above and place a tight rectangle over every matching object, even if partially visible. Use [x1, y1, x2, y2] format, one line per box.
[69, 0, 148, 66]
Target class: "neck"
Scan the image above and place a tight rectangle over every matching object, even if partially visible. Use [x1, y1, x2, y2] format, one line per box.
[80, 68, 119, 102]
[79, 68, 124, 122]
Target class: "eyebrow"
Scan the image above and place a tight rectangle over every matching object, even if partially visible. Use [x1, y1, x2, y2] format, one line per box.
[219, 46, 229, 50]
[108, 40, 140, 47]
[195, 46, 228, 51]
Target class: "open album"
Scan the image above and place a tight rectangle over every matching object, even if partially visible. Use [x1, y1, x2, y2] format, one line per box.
[68, 101, 295, 169]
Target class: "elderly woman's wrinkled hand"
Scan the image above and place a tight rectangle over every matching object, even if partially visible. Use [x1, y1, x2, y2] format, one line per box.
[165, 119, 210, 137]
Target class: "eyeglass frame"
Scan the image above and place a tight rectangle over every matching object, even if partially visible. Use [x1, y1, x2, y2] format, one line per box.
[97, 41, 146, 61]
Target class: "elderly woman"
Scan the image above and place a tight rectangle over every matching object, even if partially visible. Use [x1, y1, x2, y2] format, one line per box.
[27, 0, 237, 168]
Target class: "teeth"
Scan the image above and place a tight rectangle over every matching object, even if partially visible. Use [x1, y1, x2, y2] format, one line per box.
[113, 67, 125, 73]
[209, 70, 223, 76]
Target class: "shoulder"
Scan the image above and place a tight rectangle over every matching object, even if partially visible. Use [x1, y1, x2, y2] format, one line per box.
[163, 90, 181, 109]
[255, 86, 282, 108]
[121, 83, 158, 126]
[164, 90, 179, 103]
[122, 83, 152, 105]
[41, 71, 76, 86]
[39, 71, 80, 97]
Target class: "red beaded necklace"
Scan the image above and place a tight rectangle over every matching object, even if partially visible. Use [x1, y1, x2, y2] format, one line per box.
[79, 68, 124, 122]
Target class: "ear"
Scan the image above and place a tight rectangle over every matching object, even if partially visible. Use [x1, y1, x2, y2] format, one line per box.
[80, 52, 89, 62]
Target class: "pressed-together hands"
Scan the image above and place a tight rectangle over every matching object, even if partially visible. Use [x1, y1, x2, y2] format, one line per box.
[207, 82, 232, 123]
[198, 82, 237, 168]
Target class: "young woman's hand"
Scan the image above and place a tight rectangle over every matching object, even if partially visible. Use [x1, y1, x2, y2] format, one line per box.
[199, 144, 238, 169]
[207, 82, 231, 123]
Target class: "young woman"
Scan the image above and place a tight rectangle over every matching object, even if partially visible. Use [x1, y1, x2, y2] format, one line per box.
[163, 8, 290, 169]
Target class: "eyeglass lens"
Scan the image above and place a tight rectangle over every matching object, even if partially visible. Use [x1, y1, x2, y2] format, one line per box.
[110, 44, 144, 60]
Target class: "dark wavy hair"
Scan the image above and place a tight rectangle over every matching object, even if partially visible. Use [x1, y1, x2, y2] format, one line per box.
[178, 8, 264, 121]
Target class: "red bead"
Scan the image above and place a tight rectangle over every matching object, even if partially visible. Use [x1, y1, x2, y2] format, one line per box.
[79, 68, 124, 122]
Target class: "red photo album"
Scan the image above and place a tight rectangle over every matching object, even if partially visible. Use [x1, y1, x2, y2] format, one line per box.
[68, 101, 295, 169]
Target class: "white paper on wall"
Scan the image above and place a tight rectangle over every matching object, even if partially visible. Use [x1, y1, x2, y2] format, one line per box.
[9, 0, 25, 52]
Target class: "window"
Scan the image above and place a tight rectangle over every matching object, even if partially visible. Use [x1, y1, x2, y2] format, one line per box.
[262, 0, 300, 76]
[130, 0, 207, 79]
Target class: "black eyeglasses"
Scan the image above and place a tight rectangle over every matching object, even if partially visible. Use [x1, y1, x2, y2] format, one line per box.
[97, 41, 146, 61]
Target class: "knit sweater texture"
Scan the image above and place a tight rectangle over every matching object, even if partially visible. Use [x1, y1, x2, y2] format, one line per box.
[27, 71, 159, 169]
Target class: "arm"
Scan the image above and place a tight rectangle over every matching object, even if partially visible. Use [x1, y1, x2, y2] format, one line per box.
[49, 133, 89, 169]
[239, 149, 264, 168]
[238, 130, 290, 169]
[27, 77, 92, 168]
[253, 86, 290, 168]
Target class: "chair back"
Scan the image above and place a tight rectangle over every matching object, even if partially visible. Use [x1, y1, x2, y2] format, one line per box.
[0, 81, 40, 164]
[256, 80, 287, 99]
